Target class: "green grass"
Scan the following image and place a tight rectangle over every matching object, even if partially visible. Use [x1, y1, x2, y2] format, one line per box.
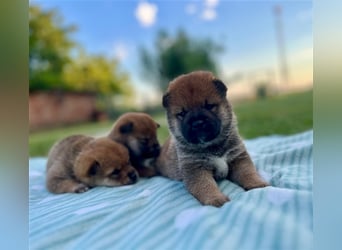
[234, 90, 312, 139]
[29, 90, 312, 157]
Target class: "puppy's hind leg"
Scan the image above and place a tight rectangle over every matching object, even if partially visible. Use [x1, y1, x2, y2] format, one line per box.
[228, 151, 269, 190]
[183, 168, 229, 207]
[47, 175, 89, 194]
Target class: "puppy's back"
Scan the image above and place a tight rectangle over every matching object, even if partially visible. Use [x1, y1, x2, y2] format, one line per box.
[46, 135, 93, 173]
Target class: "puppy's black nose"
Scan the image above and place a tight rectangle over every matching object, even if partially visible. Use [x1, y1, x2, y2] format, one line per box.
[191, 119, 205, 130]
[128, 171, 137, 182]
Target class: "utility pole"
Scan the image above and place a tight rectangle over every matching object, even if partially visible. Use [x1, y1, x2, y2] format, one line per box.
[273, 5, 289, 85]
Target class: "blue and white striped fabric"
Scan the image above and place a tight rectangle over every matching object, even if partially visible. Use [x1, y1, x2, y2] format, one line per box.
[29, 130, 313, 250]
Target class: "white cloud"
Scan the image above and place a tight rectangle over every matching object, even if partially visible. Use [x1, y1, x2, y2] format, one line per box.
[204, 0, 219, 8]
[201, 0, 219, 21]
[135, 1, 158, 27]
[185, 3, 197, 15]
[201, 8, 216, 21]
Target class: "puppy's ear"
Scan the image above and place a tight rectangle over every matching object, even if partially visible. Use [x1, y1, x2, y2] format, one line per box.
[119, 122, 133, 134]
[88, 160, 100, 176]
[162, 93, 170, 108]
[156, 123, 160, 128]
[212, 78, 227, 98]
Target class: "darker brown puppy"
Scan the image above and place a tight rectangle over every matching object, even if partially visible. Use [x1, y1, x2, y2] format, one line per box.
[108, 112, 160, 177]
[46, 135, 138, 194]
[156, 71, 268, 207]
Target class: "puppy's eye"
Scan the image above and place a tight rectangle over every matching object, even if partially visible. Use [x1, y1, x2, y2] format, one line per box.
[176, 110, 187, 120]
[110, 169, 120, 176]
[204, 102, 218, 111]
[89, 161, 100, 176]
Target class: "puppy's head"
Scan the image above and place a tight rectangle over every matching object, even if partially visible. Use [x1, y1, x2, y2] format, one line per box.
[108, 112, 160, 159]
[162, 71, 234, 145]
[74, 138, 139, 187]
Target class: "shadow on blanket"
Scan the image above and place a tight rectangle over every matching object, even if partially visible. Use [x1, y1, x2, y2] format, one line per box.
[29, 130, 313, 250]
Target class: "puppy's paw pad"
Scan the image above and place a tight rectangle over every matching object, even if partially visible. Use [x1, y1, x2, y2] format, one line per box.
[203, 194, 230, 207]
[73, 184, 89, 193]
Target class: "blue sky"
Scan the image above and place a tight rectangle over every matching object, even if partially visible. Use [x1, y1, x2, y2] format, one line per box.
[30, 0, 312, 106]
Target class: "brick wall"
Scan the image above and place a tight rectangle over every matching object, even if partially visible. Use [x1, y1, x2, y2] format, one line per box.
[29, 91, 99, 131]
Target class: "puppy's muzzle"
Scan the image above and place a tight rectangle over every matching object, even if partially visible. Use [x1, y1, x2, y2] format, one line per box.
[191, 119, 206, 130]
[182, 113, 220, 144]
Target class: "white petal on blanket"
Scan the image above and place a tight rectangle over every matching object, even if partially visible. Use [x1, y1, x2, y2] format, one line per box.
[74, 203, 110, 215]
[137, 189, 152, 198]
[267, 187, 294, 205]
[174, 207, 208, 229]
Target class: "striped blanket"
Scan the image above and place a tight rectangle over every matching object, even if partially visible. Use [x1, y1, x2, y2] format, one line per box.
[29, 130, 313, 250]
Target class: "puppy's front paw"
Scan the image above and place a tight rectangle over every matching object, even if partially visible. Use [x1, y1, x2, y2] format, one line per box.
[244, 181, 269, 191]
[73, 183, 89, 193]
[203, 193, 230, 207]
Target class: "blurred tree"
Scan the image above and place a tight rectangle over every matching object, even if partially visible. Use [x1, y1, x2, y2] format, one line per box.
[29, 4, 132, 97]
[63, 49, 131, 95]
[140, 29, 223, 92]
[29, 5, 76, 92]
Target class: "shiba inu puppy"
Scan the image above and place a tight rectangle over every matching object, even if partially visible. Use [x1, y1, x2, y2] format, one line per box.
[46, 135, 138, 194]
[156, 71, 269, 207]
[108, 112, 161, 177]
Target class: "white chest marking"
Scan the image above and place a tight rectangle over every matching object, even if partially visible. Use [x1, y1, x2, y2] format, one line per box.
[212, 156, 228, 178]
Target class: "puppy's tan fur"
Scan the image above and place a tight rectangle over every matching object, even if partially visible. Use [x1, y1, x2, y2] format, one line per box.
[156, 71, 269, 207]
[108, 112, 160, 177]
[46, 135, 138, 194]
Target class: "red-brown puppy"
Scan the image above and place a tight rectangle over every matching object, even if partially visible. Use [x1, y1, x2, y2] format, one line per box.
[156, 71, 269, 207]
[108, 112, 161, 177]
[46, 135, 138, 194]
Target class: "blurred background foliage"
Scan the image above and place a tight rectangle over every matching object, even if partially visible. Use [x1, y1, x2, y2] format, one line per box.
[29, 5, 130, 95]
[63, 49, 131, 96]
[29, 5, 76, 92]
[140, 29, 222, 92]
